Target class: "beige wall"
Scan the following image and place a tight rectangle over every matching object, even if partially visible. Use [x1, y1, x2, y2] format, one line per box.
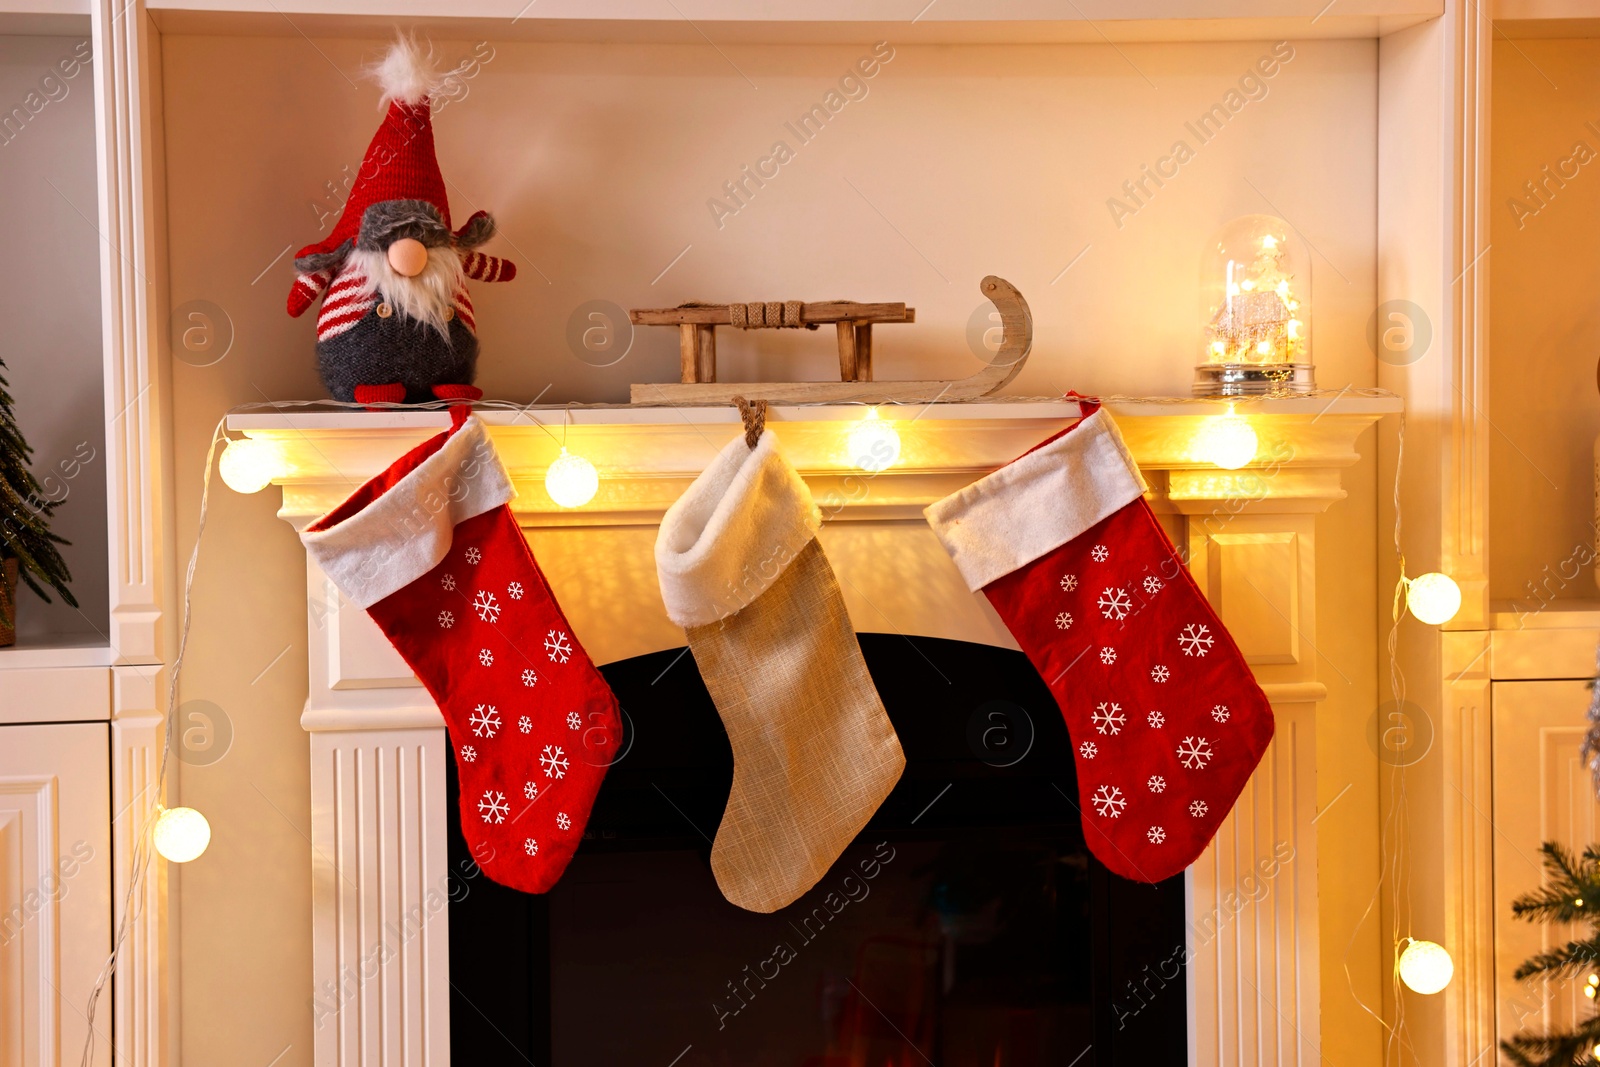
[161, 33, 1382, 1064]
[1490, 37, 1600, 608]
[0, 33, 106, 642]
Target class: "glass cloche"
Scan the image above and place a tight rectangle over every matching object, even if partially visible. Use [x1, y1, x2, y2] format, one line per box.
[1196, 214, 1315, 396]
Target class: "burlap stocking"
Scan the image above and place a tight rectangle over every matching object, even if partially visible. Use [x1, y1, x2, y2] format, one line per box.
[655, 425, 905, 913]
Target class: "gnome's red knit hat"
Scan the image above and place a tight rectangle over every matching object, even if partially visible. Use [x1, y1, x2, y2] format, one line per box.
[293, 38, 465, 263]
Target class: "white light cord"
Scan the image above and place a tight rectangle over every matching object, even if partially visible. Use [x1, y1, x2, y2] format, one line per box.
[76, 416, 226, 1067]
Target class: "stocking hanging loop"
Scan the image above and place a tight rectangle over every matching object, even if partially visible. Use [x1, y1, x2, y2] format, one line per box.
[731, 396, 768, 450]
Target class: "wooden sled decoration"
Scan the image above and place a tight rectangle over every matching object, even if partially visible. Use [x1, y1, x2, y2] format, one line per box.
[628, 275, 1032, 405]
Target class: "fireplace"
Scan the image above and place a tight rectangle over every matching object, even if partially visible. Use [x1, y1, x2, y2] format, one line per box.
[446, 635, 1187, 1066]
[248, 399, 1386, 1064]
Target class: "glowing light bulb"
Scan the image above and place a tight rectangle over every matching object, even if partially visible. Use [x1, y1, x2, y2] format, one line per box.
[1287, 319, 1302, 340]
[1579, 898, 1587, 908]
[1240, 279, 1256, 291]
[1406, 572, 1462, 626]
[1397, 939, 1453, 995]
[1210, 341, 1226, 357]
[1255, 340, 1274, 356]
[152, 806, 211, 863]
[219, 438, 279, 494]
[1587, 973, 1597, 986]
[1226, 282, 1241, 297]
[1276, 280, 1290, 297]
[1587, 985, 1596, 999]
[1198, 407, 1258, 470]
[1261, 234, 1278, 250]
[544, 447, 599, 508]
[847, 407, 901, 473]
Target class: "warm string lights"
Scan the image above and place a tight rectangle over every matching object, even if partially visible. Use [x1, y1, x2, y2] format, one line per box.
[217, 436, 279, 494]
[847, 406, 902, 472]
[1196, 404, 1259, 470]
[151, 805, 212, 863]
[1396, 938, 1454, 995]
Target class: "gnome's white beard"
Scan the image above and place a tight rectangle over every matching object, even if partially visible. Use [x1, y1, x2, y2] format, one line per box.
[347, 246, 465, 339]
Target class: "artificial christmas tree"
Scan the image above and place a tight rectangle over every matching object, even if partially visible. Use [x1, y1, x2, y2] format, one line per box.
[0, 355, 77, 644]
[1501, 841, 1600, 1066]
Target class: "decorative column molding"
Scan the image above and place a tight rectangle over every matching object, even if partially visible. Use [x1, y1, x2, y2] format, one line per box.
[91, 1, 174, 1064]
[243, 399, 1394, 1067]
[1379, 2, 1495, 1063]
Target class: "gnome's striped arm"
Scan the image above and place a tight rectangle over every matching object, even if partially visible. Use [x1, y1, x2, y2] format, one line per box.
[462, 251, 517, 283]
[287, 269, 334, 317]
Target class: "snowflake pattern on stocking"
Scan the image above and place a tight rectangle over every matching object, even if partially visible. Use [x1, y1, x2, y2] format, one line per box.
[469, 704, 500, 738]
[1150, 665, 1170, 683]
[478, 789, 508, 824]
[1147, 710, 1165, 728]
[523, 781, 538, 800]
[518, 715, 532, 734]
[566, 711, 582, 730]
[1090, 785, 1127, 818]
[460, 745, 477, 763]
[1098, 587, 1132, 620]
[1099, 646, 1117, 665]
[1079, 741, 1099, 759]
[522, 669, 538, 687]
[1177, 736, 1214, 770]
[465, 547, 482, 565]
[540, 744, 569, 779]
[478, 648, 494, 666]
[1092, 702, 1126, 735]
[1143, 575, 1164, 595]
[507, 581, 523, 600]
[441, 573, 456, 591]
[473, 590, 501, 623]
[438, 611, 454, 629]
[1147, 826, 1166, 844]
[1211, 704, 1231, 723]
[1189, 800, 1209, 818]
[524, 838, 538, 856]
[1055, 611, 1073, 630]
[545, 630, 573, 664]
[1178, 623, 1214, 657]
[1060, 574, 1078, 592]
[1091, 544, 1109, 562]
[556, 812, 571, 831]
[1147, 775, 1166, 793]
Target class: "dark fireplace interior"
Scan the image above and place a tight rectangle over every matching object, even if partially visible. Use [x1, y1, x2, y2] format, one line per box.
[447, 635, 1187, 1066]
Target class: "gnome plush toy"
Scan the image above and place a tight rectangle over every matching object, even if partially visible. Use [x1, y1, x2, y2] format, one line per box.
[287, 38, 516, 405]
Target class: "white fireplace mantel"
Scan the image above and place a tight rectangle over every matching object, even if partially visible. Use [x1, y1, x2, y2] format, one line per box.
[229, 395, 1399, 1067]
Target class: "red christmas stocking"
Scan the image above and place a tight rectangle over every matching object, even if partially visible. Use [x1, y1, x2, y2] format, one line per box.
[924, 400, 1273, 883]
[300, 413, 621, 894]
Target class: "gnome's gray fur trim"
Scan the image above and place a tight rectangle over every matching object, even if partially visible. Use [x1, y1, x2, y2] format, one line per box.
[294, 239, 353, 275]
[453, 211, 497, 250]
[357, 199, 452, 251]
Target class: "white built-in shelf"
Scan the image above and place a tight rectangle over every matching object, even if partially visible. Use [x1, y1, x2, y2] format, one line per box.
[0, 0, 88, 34]
[148, 0, 1442, 43]
[1493, 0, 1600, 36]
[0, 632, 115, 670]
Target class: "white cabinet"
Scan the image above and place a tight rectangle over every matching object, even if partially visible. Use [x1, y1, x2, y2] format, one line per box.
[0, 722, 112, 1067]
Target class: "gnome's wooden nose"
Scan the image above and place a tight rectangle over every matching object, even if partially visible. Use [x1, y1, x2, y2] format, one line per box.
[387, 238, 428, 277]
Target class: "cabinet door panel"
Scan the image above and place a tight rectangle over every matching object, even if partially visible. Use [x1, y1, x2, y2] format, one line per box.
[1492, 680, 1600, 1048]
[0, 723, 112, 1067]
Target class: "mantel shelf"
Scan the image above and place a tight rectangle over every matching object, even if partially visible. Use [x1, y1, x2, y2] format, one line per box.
[229, 395, 1398, 523]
